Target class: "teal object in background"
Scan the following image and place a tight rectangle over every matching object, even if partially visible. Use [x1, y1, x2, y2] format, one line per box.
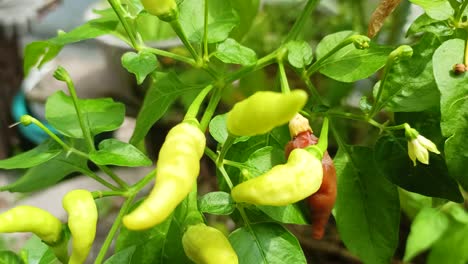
[12, 92, 59, 145]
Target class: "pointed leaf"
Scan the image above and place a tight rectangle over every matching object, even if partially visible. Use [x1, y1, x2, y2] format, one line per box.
[316, 31, 392, 82]
[286, 41, 313, 68]
[433, 39, 468, 191]
[427, 221, 468, 264]
[334, 146, 400, 264]
[409, 0, 454, 20]
[45, 91, 125, 138]
[121, 51, 158, 85]
[209, 114, 249, 144]
[24, 16, 119, 76]
[404, 207, 449, 261]
[89, 139, 152, 167]
[0, 142, 88, 192]
[214, 38, 257, 66]
[406, 14, 454, 37]
[179, 0, 239, 43]
[0, 140, 61, 169]
[198, 191, 235, 215]
[130, 72, 204, 145]
[375, 136, 462, 202]
[377, 34, 440, 112]
[104, 246, 136, 264]
[229, 223, 306, 264]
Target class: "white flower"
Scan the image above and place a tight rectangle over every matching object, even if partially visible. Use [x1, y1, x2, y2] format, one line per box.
[407, 135, 441, 166]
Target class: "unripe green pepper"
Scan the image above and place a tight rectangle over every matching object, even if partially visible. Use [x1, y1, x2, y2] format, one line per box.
[123, 122, 206, 230]
[141, 0, 178, 22]
[182, 224, 238, 264]
[63, 189, 98, 264]
[231, 148, 323, 206]
[0, 205, 63, 244]
[226, 90, 308, 136]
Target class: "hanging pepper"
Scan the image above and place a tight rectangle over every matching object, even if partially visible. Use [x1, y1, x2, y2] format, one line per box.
[285, 114, 337, 240]
[123, 122, 206, 230]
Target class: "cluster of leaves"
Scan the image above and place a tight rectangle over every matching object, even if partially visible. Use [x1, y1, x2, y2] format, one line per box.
[0, 0, 467, 263]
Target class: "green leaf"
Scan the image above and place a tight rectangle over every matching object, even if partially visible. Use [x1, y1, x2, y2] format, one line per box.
[179, 0, 239, 43]
[89, 139, 152, 167]
[209, 114, 249, 144]
[0, 140, 61, 169]
[244, 146, 286, 177]
[409, 0, 454, 20]
[116, 188, 202, 263]
[286, 41, 313, 68]
[0, 141, 88, 192]
[334, 145, 400, 264]
[406, 14, 454, 37]
[427, 221, 468, 264]
[316, 31, 392, 82]
[433, 39, 468, 191]
[375, 136, 463, 202]
[121, 51, 158, 84]
[256, 204, 307, 225]
[45, 91, 125, 138]
[0, 251, 23, 264]
[377, 34, 440, 112]
[229, 0, 260, 40]
[404, 207, 449, 261]
[104, 246, 136, 264]
[244, 147, 306, 224]
[214, 38, 257, 66]
[24, 17, 119, 76]
[198, 191, 235, 215]
[229, 223, 306, 264]
[20, 235, 58, 264]
[130, 72, 205, 145]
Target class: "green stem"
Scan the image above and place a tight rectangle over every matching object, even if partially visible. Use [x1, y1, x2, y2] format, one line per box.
[316, 117, 329, 153]
[92, 190, 128, 199]
[200, 85, 223, 131]
[94, 194, 136, 264]
[385, 123, 407, 131]
[107, 0, 138, 49]
[142, 47, 196, 66]
[185, 84, 214, 120]
[237, 205, 268, 261]
[456, 0, 468, 23]
[219, 165, 234, 190]
[284, 0, 320, 42]
[217, 135, 235, 167]
[370, 45, 412, 117]
[465, 34, 468, 65]
[302, 75, 324, 105]
[203, 0, 209, 61]
[306, 35, 366, 76]
[130, 169, 157, 193]
[223, 160, 251, 170]
[79, 168, 121, 191]
[224, 49, 279, 83]
[98, 165, 129, 189]
[170, 19, 201, 63]
[27, 116, 70, 152]
[277, 60, 291, 93]
[54, 67, 94, 152]
[204, 147, 218, 163]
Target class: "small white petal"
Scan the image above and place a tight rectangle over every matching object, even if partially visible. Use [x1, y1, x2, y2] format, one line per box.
[417, 135, 441, 154]
[408, 141, 417, 166]
[413, 140, 429, 165]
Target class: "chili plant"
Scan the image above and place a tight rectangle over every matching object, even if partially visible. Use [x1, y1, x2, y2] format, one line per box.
[0, 0, 467, 263]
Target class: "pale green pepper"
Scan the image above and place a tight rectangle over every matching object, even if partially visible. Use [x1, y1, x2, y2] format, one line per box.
[231, 148, 323, 206]
[123, 122, 206, 230]
[226, 90, 308, 136]
[182, 224, 238, 264]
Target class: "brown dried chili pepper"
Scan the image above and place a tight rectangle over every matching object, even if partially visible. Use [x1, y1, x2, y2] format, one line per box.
[285, 115, 337, 240]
